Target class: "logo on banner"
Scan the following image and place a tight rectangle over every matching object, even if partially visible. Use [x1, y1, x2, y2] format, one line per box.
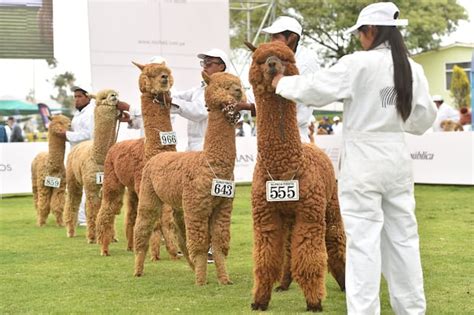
[410, 151, 435, 160]
[0, 164, 12, 172]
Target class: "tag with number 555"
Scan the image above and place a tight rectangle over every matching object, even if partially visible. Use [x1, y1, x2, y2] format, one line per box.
[266, 180, 299, 202]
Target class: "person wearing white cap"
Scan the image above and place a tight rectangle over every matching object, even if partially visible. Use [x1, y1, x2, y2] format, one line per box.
[170, 48, 228, 151]
[431, 94, 460, 131]
[262, 16, 320, 143]
[272, 2, 436, 314]
[332, 116, 343, 135]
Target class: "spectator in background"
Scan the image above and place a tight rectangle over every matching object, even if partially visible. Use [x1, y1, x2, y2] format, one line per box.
[7, 117, 24, 142]
[0, 124, 8, 142]
[332, 116, 343, 135]
[318, 116, 333, 134]
[459, 107, 472, 131]
[432, 95, 459, 131]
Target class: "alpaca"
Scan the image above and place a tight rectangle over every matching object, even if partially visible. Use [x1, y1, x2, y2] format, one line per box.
[96, 60, 178, 259]
[64, 89, 127, 243]
[31, 115, 71, 226]
[440, 119, 464, 131]
[248, 41, 346, 312]
[133, 72, 244, 285]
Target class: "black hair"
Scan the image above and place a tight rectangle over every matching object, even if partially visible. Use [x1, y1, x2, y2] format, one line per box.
[280, 30, 300, 53]
[359, 25, 412, 121]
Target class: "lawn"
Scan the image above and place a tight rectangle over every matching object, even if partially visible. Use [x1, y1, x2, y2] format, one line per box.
[0, 185, 472, 314]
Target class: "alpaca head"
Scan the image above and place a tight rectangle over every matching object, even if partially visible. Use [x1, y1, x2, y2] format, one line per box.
[91, 89, 120, 107]
[248, 41, 298, 95]
[132, 61, 174, 95]
[48, 115, 71, 137]
[440, 119, 464, 132]
[203, 71, 246, 125]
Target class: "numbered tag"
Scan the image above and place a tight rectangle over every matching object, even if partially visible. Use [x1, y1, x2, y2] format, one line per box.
[96, 172, 104, 185]
[159, 131, 177, 145]
[44, 176, 61, 188]
[211, 179, 235, 198]
[266, 180, 299, 202]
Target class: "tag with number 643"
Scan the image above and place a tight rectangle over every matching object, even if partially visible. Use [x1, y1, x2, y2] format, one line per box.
[211, 179, 235, 198]
[96, 172, 104, 185]
[266, 180, 299, 202]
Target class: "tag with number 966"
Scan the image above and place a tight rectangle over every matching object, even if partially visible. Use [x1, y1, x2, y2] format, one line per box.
[160, 131, 177, 145]
[211, 179, 235, 198]
[266, 180, 299, 202]
[44, 176, 61, 188]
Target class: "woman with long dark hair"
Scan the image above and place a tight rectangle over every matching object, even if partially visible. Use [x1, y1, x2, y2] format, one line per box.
[272, 2, 436, 314]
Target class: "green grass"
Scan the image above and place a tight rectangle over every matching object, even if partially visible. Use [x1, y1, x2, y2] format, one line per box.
[0, 185, 472, 314]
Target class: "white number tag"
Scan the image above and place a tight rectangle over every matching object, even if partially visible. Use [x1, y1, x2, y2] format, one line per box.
[159, 131, 177, 145]
[211, 179, 235, 198]
[44, 176, 60, 188]
[96, 172, 104, 185]
[266, 180, 299, 202]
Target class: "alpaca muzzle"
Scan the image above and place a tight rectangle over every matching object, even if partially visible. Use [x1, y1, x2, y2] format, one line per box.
[265, 56, 285, 76]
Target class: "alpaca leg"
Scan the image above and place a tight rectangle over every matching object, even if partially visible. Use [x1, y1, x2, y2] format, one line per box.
[173, 208, 193, 270]
[291, 210, 328, 312]
[125, 190, 138, 251]
[133, 176, 162, 277]
[275, 221, 293, 291]
[32, 177, 39, 212]
[37, 188, 51, 226]
[251, 207, 284, 311]
[84, 187, 102, 243]
[209, 200, 232, 285]
[50, 187, 66, 226]
[64, 179, 82, 237]
[96, 176, 125, 256]
[149, 220, 162, 261]
[160, 204, 179, 260]
[325, 187, 346, 291]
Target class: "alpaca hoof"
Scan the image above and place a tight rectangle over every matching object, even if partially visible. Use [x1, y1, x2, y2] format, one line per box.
[219, 279, 233, 285]
[275, 285, 289, 292]
[150, 255, 160, 262]
[67, 232, 75, 238]
[87, 238, 96, 244]
[127, 246, 133, 252]
[134, 270, 143, 277]
[112, 237, 119, 243]
[56, 223, 65, 227]
[306, 301, 323, 312]
[251, 302, 268, 311]
[101, 250, 110, 257]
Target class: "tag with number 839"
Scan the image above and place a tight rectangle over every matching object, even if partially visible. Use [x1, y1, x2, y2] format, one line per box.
[211, 179, 235, 198]
[266, 180, 299, 202]
[44, 176, 60, 188]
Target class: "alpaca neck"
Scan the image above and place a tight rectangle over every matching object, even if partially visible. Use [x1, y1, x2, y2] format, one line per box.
[92, 106, 118, 164]
[142, 93, 175, 162]
[47, 135, 66, 171]
[203, 110, 236, 177]
[255, 93, 303, 172]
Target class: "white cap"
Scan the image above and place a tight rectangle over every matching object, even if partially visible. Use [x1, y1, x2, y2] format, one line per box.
[432, 95, 443, 102]
[333, 116, 340, 121]
[197, 48, 230, 71]
[262, 16, 302, 37]
[345, 2, 408, 35]
[149, 55, 167, 64]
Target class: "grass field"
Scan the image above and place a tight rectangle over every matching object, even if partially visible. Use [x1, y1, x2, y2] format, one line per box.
[0, 185, 472, 314]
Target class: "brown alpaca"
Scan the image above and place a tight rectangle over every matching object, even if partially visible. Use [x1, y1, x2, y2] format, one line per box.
[64, 89, 125, 243]
[440, 119, 464, 131]
[248, 41, 346, 312]
[31, 115, 71, 226]
[96, 61, 178, 259]
[133, 72, 244, 285]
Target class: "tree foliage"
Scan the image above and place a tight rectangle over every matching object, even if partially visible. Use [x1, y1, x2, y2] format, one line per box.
[450, 65, 471, 108]
[230, 0, 467, 64]
[50, 71, 76, 110]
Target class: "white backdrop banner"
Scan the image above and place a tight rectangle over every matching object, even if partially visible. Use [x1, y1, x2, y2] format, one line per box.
[1, 133, 472, 195]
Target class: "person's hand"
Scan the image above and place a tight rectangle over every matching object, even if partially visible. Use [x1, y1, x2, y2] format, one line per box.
[155, 91, 173, 105]
[117, 101, 130, 111]
[233, 101, 254, 112]
[118, 111, 131, 123]
[271, 73, 284, 89]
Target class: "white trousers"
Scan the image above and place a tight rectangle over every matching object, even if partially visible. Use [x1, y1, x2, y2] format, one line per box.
[339, 132, 426, 315]
[77, 190, 87, 225]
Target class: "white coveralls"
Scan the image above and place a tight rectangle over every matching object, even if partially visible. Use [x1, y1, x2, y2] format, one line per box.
[172, 85, 208, 151]
[276, 44, 437, 315]
[432, 103, 460, 131]
[66, 101, 96, 224]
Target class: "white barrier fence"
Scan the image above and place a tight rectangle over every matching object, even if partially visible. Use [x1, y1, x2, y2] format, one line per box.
[0, 133, 472, 195]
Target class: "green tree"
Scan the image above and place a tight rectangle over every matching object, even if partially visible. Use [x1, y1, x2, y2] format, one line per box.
[450, 65, 471, 108]
[50, 71, 76, 111]
[230, 0, 467, 63]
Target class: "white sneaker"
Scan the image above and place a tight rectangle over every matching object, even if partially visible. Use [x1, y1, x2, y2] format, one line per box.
[78, 222, 87, 227]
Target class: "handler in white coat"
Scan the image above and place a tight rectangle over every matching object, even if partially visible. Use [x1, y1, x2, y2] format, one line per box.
[272, 3, 437, 314]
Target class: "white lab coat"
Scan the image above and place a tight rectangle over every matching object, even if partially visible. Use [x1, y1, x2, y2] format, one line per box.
[295, 45, 319, 143]
[172, 85, 208, 151]
[276, 43, 436, 315]
[66, 101, 95, 147]
[432, 103, 460, 131]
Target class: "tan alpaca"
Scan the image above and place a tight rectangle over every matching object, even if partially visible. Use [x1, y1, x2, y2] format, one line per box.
[31, 115, 71, 226]
[440, 119, 464, 131]
[133, 72, 244, 285]
[96, 61, 178, 259]
[64, 89, 125, 243]
[248, 41, 346, 312]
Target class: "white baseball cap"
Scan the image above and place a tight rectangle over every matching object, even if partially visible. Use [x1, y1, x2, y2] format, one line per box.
[149, 55, 167, 64]
[197, 48, 230, 71]
[333, 116, 340, 121]
[345, 2, 408, 35]
[432, 95, 443, 102]
[262, 16, 302, 37]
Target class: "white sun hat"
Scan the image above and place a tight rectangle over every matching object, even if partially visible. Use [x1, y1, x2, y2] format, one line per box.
[149, 55, 167, 64]
[197, 48, 230, 71]
[262, 16, 302, 37]
[345, 2, 408, 35]
[432, 95, 443, 102]
[333, 116, 340, 121]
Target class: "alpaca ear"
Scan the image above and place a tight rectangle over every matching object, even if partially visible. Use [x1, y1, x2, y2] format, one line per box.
[47, 115, 53, 121]
[132, 61, 145, 70]
[244, 41, 257, 52]
[202, 71, 211, 85]
[90, 94, 96, 100]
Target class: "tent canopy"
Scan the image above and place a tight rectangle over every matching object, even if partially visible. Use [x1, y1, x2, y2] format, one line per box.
[0, 99, 39, 115]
